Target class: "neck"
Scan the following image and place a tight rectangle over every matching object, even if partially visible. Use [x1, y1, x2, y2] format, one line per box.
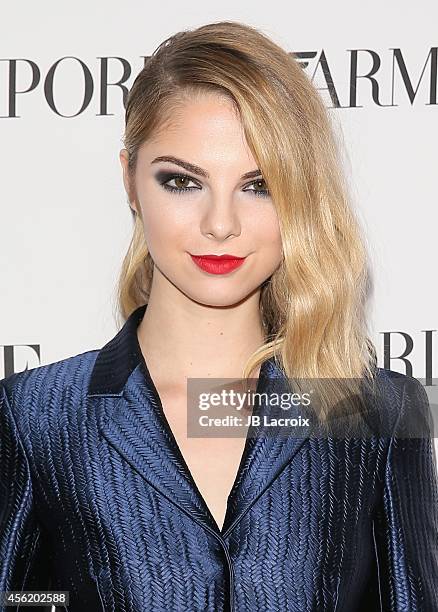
[136, 278, 265, 386]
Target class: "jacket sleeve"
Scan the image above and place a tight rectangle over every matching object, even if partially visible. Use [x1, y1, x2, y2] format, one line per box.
[0, 381, 51, 610]
[373, 375, 438, 610]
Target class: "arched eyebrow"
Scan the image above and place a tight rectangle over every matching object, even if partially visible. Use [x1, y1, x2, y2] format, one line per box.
[151, 155, 262, 181]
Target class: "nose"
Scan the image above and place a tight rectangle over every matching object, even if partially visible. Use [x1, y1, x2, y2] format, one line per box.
[200, 192, 242, 241]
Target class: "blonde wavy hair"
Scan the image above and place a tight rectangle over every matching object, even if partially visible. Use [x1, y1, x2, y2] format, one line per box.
[116, 21, 377, 424]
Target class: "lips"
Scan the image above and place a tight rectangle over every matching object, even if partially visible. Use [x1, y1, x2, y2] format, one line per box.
[190, 254, 246, 275]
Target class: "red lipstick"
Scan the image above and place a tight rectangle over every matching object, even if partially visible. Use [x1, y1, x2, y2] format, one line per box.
[190, 253, 246, 275]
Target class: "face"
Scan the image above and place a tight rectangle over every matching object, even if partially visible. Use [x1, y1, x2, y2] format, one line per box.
[119, 92, 283, 308]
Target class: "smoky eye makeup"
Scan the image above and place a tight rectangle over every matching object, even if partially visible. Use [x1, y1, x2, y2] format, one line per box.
[153, 168, 270, 198]
[154, 169, 201, 195]
[154, 169, 200, 185]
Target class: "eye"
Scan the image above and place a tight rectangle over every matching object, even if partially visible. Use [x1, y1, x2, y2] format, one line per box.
[243, 178, 270, 198]
[159, 173, 201, 194]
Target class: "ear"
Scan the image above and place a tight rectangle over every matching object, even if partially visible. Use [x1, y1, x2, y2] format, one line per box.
[119, 149, 138, 214]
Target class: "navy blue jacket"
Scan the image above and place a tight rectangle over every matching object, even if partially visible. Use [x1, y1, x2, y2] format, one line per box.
[1, 303, 437, 611]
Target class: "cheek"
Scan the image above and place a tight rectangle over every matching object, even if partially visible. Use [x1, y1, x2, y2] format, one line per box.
[140, 204, 193, 253]
[250, 208, 282, 253]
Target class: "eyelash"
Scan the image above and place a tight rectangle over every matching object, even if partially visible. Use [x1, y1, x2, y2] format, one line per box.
[159, 173, 270, 198]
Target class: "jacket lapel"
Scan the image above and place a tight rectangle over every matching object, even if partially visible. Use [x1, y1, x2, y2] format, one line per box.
[88, 304, 313, 539]
[95, 363, 221, 534]
[220, 360, 312, 536]
[88, 303, 221, 535]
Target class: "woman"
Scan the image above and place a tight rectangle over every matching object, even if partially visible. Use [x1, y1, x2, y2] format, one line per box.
[1, 20, 437, 612]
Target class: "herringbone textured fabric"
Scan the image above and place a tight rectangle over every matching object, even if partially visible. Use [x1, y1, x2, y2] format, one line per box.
[1, 304, 437, 611]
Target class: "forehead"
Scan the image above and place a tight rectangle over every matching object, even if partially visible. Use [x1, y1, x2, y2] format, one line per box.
[148, 91, 243, 141]
[137, 92, 254, 167]
[163, 89, 240, 125]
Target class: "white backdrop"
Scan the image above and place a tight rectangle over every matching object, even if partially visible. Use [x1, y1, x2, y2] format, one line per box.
[1, 0, 437, 458]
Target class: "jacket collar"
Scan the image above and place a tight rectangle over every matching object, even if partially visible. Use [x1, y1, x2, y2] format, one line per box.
[87, 303, 148, 396]
[87, 303, 312, 539]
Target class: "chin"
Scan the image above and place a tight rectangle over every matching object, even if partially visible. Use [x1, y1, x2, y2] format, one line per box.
[183, 286, 257, 309]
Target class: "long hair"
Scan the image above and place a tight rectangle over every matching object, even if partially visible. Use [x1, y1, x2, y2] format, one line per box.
[116, 21, 377, 423]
